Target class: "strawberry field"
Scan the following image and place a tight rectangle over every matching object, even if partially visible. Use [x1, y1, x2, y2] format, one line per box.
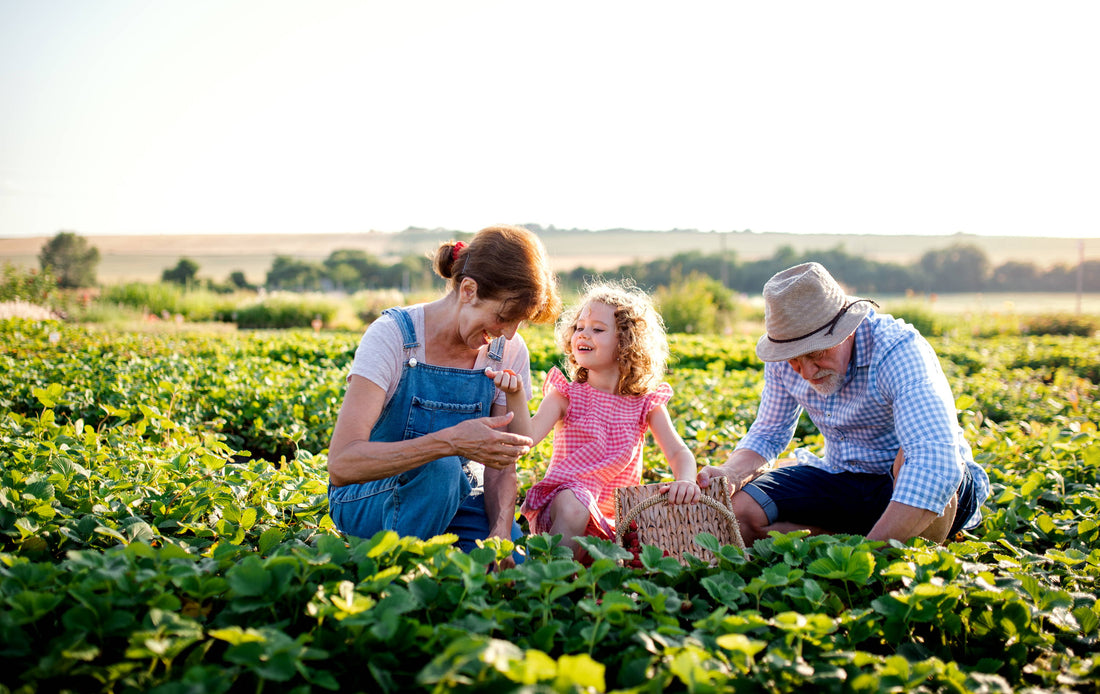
[1, 318, 1098, 693]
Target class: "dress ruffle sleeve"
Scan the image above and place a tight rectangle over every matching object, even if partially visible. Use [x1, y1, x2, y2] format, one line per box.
[544, 366, 571, 399]
[642, 382, 673, 420]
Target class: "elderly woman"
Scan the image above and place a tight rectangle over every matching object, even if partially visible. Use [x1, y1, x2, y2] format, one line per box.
[327, 224, 561, 556]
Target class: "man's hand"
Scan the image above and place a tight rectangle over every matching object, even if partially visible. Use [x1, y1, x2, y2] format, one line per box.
[697, 449, 770, 493]
[696, 464, 731, 489]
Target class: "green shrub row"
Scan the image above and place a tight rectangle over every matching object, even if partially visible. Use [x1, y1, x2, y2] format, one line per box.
[0, 319, 1098, 692]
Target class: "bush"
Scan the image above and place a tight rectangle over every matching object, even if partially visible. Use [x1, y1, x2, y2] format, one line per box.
[1023, 313, 1099, 337]
[883, 302, 945, 337]
[655, 273, 738, 334]
[233, 293, 341, 329]
[38, 231, 100, 288]
[100, 282, 249, 323]
[1, 262, 57, 304]
[102, 282, 187, 316]
[350, 289, 406, 325]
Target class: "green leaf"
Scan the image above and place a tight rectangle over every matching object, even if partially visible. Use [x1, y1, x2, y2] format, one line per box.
[556, 653, 606, 692]
[362, 530, 401, 558]
[694, 532, 720, 553]
[955, 394, 977, 411]
[6, 590, 65, 624]
[807, 544, 875, 585]
[715, 632, 767, 658]
[32, 383, 64, 408]
[209, 626, 267, 645]
[258, 527, 285, 556]
[239, 506, 258, 530]
[1036, 514, 1056, 534]
[518, 649, 557, 684]
[226, 555, 272, 597]
[1072, 606, 1099, 635]
[700, 573, 746, 606]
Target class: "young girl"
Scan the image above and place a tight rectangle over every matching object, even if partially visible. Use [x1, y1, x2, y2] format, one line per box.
[488, 281, 699, 559]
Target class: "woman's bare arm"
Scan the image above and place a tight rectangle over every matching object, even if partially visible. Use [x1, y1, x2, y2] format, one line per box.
[327, 375, 532, 487]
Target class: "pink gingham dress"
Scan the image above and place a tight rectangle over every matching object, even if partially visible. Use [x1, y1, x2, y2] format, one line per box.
[521, 367, 673, 539]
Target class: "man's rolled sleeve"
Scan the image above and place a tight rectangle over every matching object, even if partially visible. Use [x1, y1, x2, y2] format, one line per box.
[880, 341, 965, 515]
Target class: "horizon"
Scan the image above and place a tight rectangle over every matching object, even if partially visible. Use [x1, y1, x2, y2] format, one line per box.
[2, 2, 1098, 240]
[2, 227, 1098, 242]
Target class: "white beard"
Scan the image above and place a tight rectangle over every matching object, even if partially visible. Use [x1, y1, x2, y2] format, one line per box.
[808, 371, 844, 396]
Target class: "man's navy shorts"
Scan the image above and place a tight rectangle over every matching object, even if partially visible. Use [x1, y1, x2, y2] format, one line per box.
[742, 463, 979, 537]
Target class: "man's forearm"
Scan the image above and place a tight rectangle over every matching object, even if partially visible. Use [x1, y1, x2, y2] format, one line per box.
[866, 501, 940, 542]
[721, 448, 771, 490]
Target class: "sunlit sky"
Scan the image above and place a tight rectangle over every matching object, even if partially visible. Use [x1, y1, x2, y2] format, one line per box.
[2, 1, 1098, 239]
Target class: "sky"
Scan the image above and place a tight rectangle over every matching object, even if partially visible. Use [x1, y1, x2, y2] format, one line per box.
[1, 1, 1098, 239]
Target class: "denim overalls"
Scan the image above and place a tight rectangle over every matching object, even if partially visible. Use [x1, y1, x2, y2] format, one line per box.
[328, 307, 523, 552]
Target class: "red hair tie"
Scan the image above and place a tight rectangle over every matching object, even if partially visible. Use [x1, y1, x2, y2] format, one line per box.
[452, 241, 467, 262]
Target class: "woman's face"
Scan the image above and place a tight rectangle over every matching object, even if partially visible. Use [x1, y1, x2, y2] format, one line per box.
[458, 280, 523, 349]
[569, 301, 619, 372]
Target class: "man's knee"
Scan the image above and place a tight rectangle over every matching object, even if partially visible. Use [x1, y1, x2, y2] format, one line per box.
[732, 490, 770, 543]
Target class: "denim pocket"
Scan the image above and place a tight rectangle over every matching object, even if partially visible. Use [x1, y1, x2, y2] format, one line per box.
[404, 396, 484, 439]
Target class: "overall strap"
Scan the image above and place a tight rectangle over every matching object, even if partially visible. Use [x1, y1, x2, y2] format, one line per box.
[381, 307, 419, 350]
[487, 336, 506, 363]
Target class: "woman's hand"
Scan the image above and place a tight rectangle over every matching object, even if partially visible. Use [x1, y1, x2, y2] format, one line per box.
[660, 479, 701, 505]
[446, 412, 533, 469]
[484, 367, 522, 394]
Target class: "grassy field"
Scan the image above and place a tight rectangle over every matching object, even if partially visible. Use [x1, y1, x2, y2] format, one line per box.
[2, 229, 1095, 285]
[876, 292, 1100, 316]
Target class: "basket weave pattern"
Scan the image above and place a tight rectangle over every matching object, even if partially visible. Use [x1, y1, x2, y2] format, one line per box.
[614, 481, 746, 564]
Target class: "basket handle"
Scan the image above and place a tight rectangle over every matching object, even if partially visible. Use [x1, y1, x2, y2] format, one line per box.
[615, 490, 746, 549]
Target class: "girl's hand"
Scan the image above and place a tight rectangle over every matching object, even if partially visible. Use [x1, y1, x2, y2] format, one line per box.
[484, 367, 522, 394]
[660, 479, 701, 505]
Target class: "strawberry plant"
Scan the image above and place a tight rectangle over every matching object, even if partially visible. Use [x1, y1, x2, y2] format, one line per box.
[1, 317, 1098, 692]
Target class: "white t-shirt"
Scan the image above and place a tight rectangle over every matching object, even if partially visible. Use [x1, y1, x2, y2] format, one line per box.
[348, 304, 534, 408]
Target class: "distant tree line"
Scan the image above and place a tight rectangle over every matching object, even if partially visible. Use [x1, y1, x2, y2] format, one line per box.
[242, 242, 1098, 335]
[148, 241, 1100, 296]
[32, 230, 1100, 295]
[568, 243, 1099, 296]
[263, 250, 438, 293]
[154, 241, 1100, 296]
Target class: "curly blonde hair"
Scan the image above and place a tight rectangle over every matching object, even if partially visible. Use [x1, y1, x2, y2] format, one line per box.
[556, 280, 669, 396]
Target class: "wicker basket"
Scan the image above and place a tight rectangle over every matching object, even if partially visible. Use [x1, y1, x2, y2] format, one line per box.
[614, 481, 746, 565]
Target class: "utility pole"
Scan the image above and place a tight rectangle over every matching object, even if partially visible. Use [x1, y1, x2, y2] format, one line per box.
[720, 231, 729, 288]
[1076, 239, 1084, 315]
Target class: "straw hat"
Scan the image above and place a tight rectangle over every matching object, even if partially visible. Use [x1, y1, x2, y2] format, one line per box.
[755, 262, 876, 362]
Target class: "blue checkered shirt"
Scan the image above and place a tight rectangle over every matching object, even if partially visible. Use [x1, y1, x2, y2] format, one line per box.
[737, 310, 990, 529]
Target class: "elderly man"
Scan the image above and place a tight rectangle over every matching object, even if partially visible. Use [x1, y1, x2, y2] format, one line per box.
[698, 262, 990, 544]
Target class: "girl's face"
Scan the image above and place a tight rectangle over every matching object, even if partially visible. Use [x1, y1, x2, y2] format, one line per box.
[570, 301, 618, 371]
